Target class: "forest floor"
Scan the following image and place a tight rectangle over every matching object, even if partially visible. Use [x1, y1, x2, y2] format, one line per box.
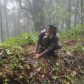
[21, 39, 84, 84]
[0, 33, 84, 84]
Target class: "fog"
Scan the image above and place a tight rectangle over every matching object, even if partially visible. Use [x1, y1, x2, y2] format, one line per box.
[0, 0, 84, 42]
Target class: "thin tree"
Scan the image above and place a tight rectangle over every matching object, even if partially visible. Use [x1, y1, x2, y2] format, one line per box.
[80, 0, 84, 25]
[74, 0, 79, 27]
[32, 0, 45, 32]
[0, 1, 3, 42]
[66, 0, 72, 29]
[4, 0, 9, 38]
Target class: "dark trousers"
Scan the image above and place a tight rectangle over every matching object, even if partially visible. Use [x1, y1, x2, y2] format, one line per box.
[38, 36, 62, 57]
[38, 47, 55, 57]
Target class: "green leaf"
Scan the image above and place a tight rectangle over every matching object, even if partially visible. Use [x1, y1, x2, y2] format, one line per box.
[64, 76, 74, 84]
[52, 76, 59, 80]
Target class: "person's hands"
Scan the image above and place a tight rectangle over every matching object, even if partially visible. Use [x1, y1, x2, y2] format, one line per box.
[34, 54, 42, 59]
[29, 51, 36, 54]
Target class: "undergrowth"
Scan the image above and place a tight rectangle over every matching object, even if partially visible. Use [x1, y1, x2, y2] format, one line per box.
[0, 26, 84, 84]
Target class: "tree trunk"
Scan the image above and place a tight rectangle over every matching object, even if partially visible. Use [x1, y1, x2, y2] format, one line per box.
[74, 0, 79, 27]
[0, 2, 3, 42]
[16, 0, 22, 34]
[80, 0, 84, 25]
[32, 0, 45, 32]
[4, 0, 9, 38]
[66, 0, 72, 29]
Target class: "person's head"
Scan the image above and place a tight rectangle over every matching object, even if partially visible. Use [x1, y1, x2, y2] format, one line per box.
[46, 25, 57, 35]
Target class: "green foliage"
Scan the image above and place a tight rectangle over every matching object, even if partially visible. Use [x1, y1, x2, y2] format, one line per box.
[64, 76, 75, 84]
[0, 32, 38, 49]
[0, 32, 38, 71]
[0, 28, 84, 83]
[52, 76, 59, 80]
[17, 32, 38, 45]
[74, 45, 84, 52]
[3, 38, 18, 46]
[0, 43, 11, 49]
[0, 32, 39, 80]
[3, 79, 9, 84]
[60, 25, 84, 40]
[1, 45, 24, 70]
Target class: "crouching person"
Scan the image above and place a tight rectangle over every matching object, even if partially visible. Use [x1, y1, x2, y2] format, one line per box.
[35, 25, 62, 59]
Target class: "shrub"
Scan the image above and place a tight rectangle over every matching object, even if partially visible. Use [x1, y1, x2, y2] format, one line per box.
[60, 25, 84, 40]
[0, 32, 38, 49]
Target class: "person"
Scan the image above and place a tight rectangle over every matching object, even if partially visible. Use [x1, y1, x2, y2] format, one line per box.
[35, 25, 62, 59]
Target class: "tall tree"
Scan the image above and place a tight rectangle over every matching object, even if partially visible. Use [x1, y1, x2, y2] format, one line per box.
[4, 0, 9, 38]
[17, 0, 22, 34]
[74, 0, 79, 27]
[66, 0, 72, 29]
[0, 1, 3, 42]
[32, 0, 45, 31]
[80, 0, 84, 25]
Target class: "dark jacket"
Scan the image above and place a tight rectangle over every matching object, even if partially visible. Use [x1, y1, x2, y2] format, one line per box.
[37, 29, 59, 52]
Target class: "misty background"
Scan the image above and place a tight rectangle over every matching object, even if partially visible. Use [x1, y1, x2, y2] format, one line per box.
[0, 0, 84, 42]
